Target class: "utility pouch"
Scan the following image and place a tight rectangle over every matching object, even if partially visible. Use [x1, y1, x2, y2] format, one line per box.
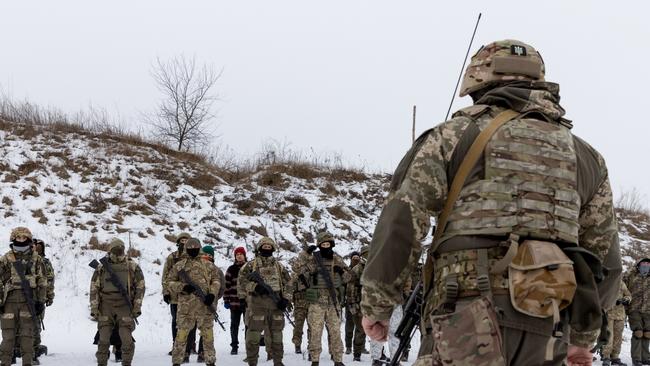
[305, 288, 318, 304]
[508, 240, 576, 326]
[430, 296, 505, 366]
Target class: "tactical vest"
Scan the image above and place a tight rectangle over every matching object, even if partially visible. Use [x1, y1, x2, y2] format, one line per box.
[442, 116, 580, 244]
[5, 252, 39, 292]
[101, 260, 130, 299]
[253, 258, 283, 293]
[310, 258, 343, 290]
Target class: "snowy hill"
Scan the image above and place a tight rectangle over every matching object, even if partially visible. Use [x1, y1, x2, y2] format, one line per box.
[0, 118, 389, 365]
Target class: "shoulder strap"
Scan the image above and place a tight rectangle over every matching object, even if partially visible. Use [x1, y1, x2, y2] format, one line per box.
[423, 109, 519, 292]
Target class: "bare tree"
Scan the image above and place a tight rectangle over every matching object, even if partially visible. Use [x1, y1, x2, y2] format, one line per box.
[148, 55, 221, 151]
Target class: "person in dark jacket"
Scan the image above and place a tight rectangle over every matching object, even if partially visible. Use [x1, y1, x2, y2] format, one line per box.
[224, 246, 248, 354]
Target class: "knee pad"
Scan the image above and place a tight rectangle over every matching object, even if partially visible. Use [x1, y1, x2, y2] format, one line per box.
[644, 331, 650, 339]
[247, 331, 261, 344]
[202, 328, 214, 342]
[0, 313, 15, 331]
[176, 329, 189, 342]
[634, 330, 644, 338]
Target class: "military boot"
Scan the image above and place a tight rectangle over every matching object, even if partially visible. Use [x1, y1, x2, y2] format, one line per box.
[334, 362, 346, 366]
[295, 345, 302, 354]
[310, 362, 318, 366]
[372, 360, 383, 366]
[206, 364, 215, 366]
[602, 360, 611, 366]
[345, 347, 352, 355]
[230, 346, 238, 355]
[115, 350, 122, 362]
[611, 358, 627, 366]
[31, 356, 40, 365]
[182, 353, 190, 363]
[173, 364, 180, 366]
[353, 353, 361, 362]
[197, 352, 204, 362]
[633, 361, 643, 366]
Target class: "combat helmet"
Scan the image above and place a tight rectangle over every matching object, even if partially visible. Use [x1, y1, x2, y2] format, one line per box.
[10, 227, 32, 241]
[459, 39, 545, 97]
[176, 232, 192, 244]
[316, 231, 335, 247]
[256, 237, 278, 252]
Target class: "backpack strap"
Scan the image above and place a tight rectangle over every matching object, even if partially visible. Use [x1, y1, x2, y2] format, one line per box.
[423, 109, 520, 293]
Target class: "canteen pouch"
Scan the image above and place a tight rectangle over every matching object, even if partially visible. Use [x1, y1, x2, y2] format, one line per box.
[430, 297, 505, 366]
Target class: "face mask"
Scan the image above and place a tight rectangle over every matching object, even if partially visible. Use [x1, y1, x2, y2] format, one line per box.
[111, 247, 125, 257]
[319, 247, 333, 259]
[110, 253, 126, 263]
[13, 245, 30, 253]
[186, 248, 200, 258]
[640, 265, 650, 276]
[259, 248, 274, 257]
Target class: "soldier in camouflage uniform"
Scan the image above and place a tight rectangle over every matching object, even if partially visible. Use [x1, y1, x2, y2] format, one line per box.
[360, 40, 622, 366]
[297, 232, 351, 366]
[0, 227, 47, 366]
[166, 238, 220, 366]
[90, 238, 145, 366]
[344, 251, 361, 355]
[32, 239, 54, 360]
[601, 280, 631, 366]
[238, 237, 291, 366]
[625, 258, 650, 366]
[346, 249, 367, 361]
[290, 251, 311, 354]
[162, 232, 197, 357]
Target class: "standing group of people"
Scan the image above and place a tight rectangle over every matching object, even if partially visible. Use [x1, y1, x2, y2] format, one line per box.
[0, 227, 54, 366]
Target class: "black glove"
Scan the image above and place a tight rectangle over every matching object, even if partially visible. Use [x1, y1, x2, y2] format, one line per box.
[182, 284, 195, 294]
[255, 284, 269, 296]
[35, 302, 45, 316]
[240, 299, 247, 309]
[204, 294, 216, 306]
[333, 266, 345, 275]
[616, 299, 622, 305]
[278, 298, 289, 312]
[163, 294, 171, 304]
[622, 299, 631, 306]
[306, 245, 317, 254]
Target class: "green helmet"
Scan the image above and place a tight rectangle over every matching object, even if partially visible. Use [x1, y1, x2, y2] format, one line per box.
[316, 231, 335, 247]
[459, 39, 545, 97]
[256, 237, 277, 251]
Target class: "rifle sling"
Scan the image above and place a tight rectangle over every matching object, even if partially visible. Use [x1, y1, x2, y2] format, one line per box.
[313, 252, 340, 312]
[11, 261, 37, 318]
[99, 257, 133, 310]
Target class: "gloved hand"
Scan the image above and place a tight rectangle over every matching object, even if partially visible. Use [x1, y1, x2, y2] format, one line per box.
[163, 294, 171, 304]
[134, 311, 142, 319]
[278, 298, 289, 311]
[204, 294, 216, 306]
[46, 299, 53, 307]
[224, 303, 230, 309]
[35, 302, 45, 316]
[333, 266, 345, 275]
[306, 245, 317, 254]
[90, 311, 99, 321]
[622, 299, 631, 306]
[254, 284, 269, 296]
[182, 284, 195, 294]
[240, 299, 247, 309]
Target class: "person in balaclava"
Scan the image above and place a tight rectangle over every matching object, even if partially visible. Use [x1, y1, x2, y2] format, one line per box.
[167, 238, 220, 366]
[625, 258, 650, 366]
[32, 239, 55, 361]
[162, 232, 196, 357]
[196, 245, 225, 363]
[237, 237, 291, 366]
[344, 251, 362, 356]
[89, 238, 145, 366]
[297, 231, 351, 366]
[0, 227, 47, 366]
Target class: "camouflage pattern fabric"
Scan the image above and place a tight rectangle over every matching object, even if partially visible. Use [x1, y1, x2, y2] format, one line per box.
[9, 227, 32, 241]
[624, 263, 650, 313]
[0, 249, 47, 365]
[166, 255, 220, 365]
[292, 303, 308, 348]
[606, 280, 631, 321]
[601, 315, 625, 359]
[346, 262, 367, 354]
[162, 250, 184, 304]
[89, 254, 145, 366]
[360, 78, 620, 362]
[628, 311, 650, 362]
[42, 257, 55, 306]
[308, 303, 344, 362]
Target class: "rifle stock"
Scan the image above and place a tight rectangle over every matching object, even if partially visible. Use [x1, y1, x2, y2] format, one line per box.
[178, 269, 226, 330]
[247, 271, 295, 327]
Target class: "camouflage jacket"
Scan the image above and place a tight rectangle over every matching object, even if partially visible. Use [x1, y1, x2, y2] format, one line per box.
[42, 257, 55, 305]
[162, 250, 184, 304]
[166, 256, 220, 314]
[297, 252, 351, 305]
[238, 256, 291, 304]
[89, 256, 145, 316]
[360, 82, 620, 349]
[346, 261, 365, 306]
[606, 280, 631, 321]
[624, 268, 650, 313]
[0, 250, 47, 306]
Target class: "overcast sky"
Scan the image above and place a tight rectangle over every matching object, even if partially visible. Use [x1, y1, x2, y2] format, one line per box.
[1, 0, 648, 203]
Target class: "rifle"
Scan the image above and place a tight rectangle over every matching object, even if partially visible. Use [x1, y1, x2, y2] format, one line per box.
[12, 260, 44, 331]
[313, 251, 341, 318]
[178, 269, 226, 330]
[99, 257, 139, 325]
[390, 282, 423, 366]
[247, 271, 295, 327]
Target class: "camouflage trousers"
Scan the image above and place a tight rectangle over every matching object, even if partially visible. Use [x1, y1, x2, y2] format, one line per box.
[292, 305, 308, 348]
[345, 305, 366, 355]
[370, 305, 401, 361]
[172, 304, 215, 365]
[307, 303, 344, 362]
[628, 311, 650, 362]
[96, 300, 136, 366]
[245, 297, 284, 366]
[602, 316, 625, 359]
[0, 293, 35, 366]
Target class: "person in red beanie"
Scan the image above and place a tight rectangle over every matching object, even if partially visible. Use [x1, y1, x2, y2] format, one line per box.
[224, 247, 248, 354]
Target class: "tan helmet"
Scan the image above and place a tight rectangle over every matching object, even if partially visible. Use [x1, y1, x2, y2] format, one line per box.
[176, 232, 191, 244]
[109, 238, 125, 250]
[459, 39, 545, 97]
[359, 246, 369, 258]
[256, 237, 277, 251]
[185, 238, 202, 249]
[316, 232, 335, 247]
[10, 227, 32, 241]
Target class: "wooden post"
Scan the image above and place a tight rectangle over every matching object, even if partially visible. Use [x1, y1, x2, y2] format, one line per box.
[412, 105, 417, 144]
